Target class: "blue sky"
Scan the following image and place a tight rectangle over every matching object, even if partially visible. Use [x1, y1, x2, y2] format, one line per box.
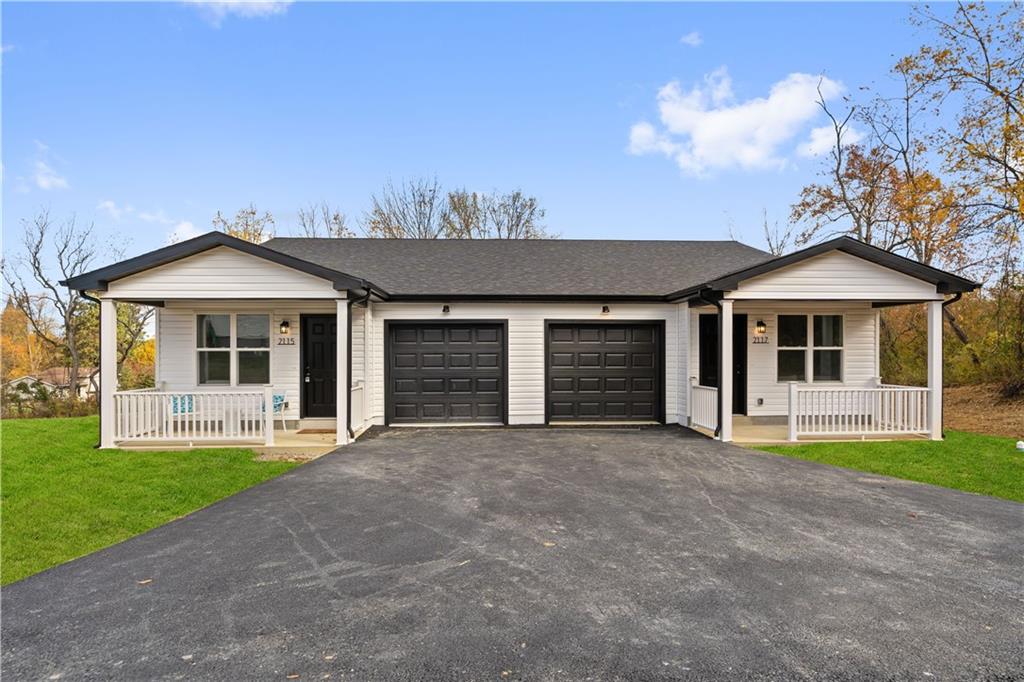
[3, 1, 948, 261]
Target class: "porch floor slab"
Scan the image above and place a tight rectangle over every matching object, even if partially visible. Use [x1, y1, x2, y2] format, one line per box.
[694, 423, 931, 444]
[117, 429, 339, 459]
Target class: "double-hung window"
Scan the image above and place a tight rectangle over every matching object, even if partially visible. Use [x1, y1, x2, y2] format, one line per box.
[197, 313, 270, 385]
[776, 314, 843, 383]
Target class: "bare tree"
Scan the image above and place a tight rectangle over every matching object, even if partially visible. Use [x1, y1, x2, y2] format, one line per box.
[761, 209, 795, 255]
[484, 190, 550, 239]
[363, 178, 448, 239]
[2, 210, 156, 398]
[296, 202, 354, 238]
[213, 204, 275, 243]
[443, 189, 485, 238]
[2, 210, 98, 400]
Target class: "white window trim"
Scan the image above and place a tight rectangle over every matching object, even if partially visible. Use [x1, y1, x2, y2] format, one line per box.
[195, 312, 272, 387]
[776, 313, 845, 384]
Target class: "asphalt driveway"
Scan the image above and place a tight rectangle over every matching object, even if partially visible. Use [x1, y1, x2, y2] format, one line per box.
[3, 427, 1022, 680]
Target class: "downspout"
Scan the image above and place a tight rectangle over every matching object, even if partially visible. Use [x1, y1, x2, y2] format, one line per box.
[697, 289, 723, 438]
[81, 291, 103, 448]
[940, 292, 964, 438]
[346, 288, 373, 440]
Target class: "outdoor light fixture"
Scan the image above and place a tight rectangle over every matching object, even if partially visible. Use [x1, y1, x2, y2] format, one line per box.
[755, 319, 767, 335]
[601, 305, 611, 314]
[442, 304, 450, 314]
[280, 320, 291, 335]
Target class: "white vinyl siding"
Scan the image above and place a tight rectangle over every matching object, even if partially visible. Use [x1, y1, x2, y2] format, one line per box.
[106, 246, 339, 299]
[156, 300, 352, 421]
[157, 300, 682, 426]
[727, 251, 941, 301]
[368, 302, 684, 426]
[689, 301, 878, 417]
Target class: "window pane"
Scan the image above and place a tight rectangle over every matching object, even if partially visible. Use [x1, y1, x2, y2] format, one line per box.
[814, 315, 843, 347]
[778, 350, 806, 381]
[197, 314, 230, 348]
[238, 351, 270, 384]
[813, 350, 842, 381]
[778, 315, 807, 347]
[198, 351, 230, 384]
[237, 314, 270, 348]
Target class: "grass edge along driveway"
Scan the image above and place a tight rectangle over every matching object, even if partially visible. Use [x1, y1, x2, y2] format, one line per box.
[755, 430, 1024, 503]
[1, 415, 299, 585]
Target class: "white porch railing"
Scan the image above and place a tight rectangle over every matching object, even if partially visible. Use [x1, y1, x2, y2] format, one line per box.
[350, 382, 364, 434]
[788, 383, 930, 440]
[114, 387, 273, 445]
[689, 379, 718, 431]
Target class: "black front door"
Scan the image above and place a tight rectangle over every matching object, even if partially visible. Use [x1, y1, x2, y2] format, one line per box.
[732, 314, 747, 416]
[301, 315, 336, 418]
[697, 312, 747, 415]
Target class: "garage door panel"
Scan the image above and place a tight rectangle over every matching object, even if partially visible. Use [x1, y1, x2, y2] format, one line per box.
[547, 323, 661, 422]
[421, 328, 445, 343]
[476, 377, 500, 393]
[388, 323, 505, 424]
[394, 353, 418, 368]
[551, 377, 574, 393]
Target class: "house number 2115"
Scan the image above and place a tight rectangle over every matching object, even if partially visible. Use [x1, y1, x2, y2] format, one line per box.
[277, 337, 296, 346]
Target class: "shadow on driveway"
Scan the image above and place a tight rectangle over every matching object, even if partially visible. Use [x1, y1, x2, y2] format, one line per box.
[3, 426, 1021, 679]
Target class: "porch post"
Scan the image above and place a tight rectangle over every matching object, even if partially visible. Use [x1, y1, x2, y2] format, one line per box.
[336, 297, 350, 446]
[719, 299, 733, 442]
[927, 299, 943, 440]
[99, 297, 118, 448]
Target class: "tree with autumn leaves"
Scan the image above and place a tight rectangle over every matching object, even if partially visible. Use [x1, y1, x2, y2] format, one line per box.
[792, 2, 1023, 396]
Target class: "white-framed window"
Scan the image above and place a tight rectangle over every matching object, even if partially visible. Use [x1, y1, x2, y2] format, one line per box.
[196, 313, 270, 386]
[777, 314, 843, 383]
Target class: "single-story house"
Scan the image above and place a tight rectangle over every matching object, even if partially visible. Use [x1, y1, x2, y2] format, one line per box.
[5, 367, 99, 399]
[61, 232, 978, 448]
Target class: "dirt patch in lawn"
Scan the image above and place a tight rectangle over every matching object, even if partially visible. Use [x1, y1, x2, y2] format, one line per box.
[945, 384, 1023, 438]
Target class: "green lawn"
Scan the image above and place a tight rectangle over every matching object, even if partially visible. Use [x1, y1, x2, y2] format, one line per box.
[756, 430, 1024, 503]
[1, 416, 298, 585]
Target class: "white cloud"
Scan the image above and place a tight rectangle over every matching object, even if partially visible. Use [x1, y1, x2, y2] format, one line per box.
[628, 67, 845, 175]
[797, 123, 864, 157]
[168, 221, 204, 243]
[186, 1, 293, 27]
[679, 31, 702, 47]
[97, 199, 135, 221]
[137, 209, 176, 225]
[34, 160, 69, 190]
[1, 45, 14, 54]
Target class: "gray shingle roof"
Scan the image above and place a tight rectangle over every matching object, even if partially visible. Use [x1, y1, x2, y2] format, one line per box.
[263, 238, 773, 297]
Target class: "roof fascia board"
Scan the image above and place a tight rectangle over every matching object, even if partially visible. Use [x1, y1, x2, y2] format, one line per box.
[60, 231, 387, 296]
[666, 237, 978, 300]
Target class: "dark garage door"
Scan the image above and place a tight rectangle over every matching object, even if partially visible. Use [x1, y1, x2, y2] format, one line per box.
[547, 323, 662, 422]
[387, 323, 505, 424]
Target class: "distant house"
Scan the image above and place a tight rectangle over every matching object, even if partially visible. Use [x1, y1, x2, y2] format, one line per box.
[5, 367, 99, 399]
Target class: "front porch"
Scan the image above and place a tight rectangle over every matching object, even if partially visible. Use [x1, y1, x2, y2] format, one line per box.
[686, 298, 945, 443]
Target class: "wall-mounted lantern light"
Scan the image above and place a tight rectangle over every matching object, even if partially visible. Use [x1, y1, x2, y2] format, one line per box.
[280, 320, 291, 335]
[442, 304, 451, 314]
[755, 319, 767, 335]
[601, 305, 611, 315]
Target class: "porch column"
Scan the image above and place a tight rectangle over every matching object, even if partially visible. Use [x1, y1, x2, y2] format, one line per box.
[719, 299, 733, 442]
[99, 298, 118, 449]
[336, 297, 350, 446]
[927, 299, 943, 440]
